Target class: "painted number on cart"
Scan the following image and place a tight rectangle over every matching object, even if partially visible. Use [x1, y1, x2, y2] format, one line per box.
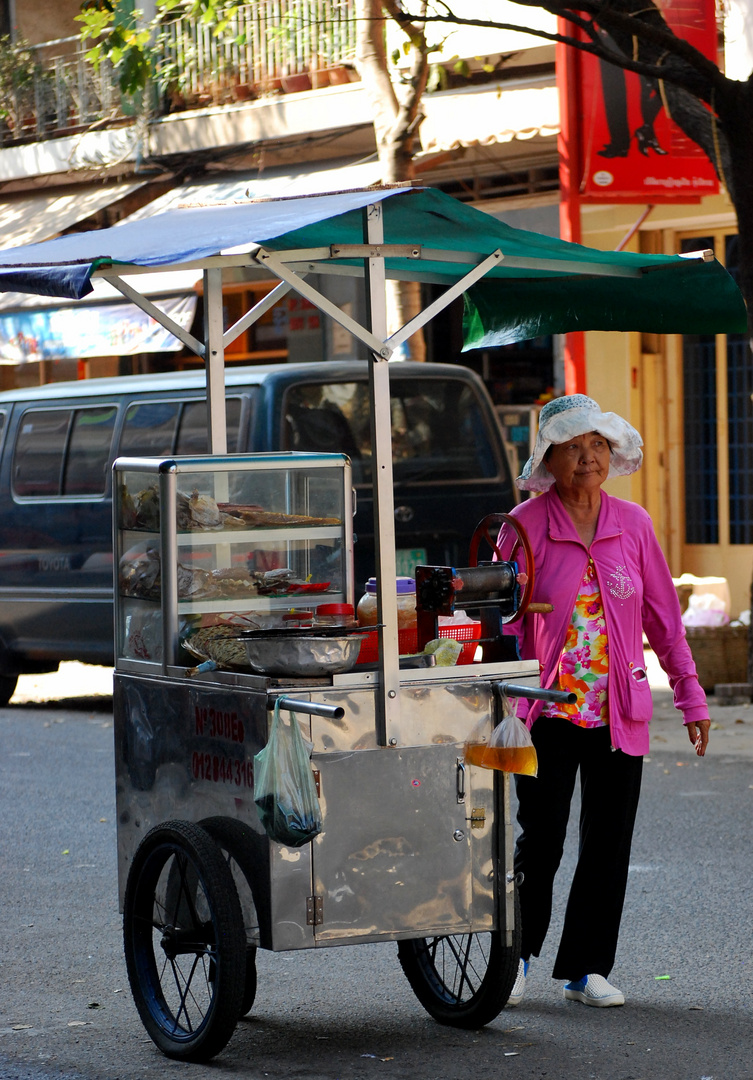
[194, 705, 245, 744]
[191, 751, 253, 788]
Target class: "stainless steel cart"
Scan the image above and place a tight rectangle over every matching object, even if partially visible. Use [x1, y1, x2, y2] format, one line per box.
[112, 449, 565, 1060]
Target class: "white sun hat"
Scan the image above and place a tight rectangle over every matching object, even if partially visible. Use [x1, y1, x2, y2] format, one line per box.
[517, 394, 644, 492]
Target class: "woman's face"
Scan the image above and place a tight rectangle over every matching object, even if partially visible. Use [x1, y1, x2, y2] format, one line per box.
[544, 431, 611, 496]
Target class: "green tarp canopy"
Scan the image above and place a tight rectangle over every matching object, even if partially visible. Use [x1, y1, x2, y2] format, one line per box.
[0, 185, 745, 343]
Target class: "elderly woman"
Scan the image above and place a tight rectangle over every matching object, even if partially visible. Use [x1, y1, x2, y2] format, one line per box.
[496, 395, 709, 1009]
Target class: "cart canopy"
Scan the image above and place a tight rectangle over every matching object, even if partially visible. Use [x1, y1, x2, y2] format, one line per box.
[0, 185, 745, 343]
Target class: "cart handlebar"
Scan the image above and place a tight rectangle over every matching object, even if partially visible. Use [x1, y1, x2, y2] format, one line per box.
[270, 695, 345, 721]
[494, 682, 577, 705]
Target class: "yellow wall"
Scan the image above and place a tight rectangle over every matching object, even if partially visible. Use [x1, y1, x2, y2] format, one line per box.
[580, 193, 752, 619]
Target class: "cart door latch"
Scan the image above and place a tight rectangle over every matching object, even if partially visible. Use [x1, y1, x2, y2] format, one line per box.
[470, 808, 486, 829]
[306, 895, 323, 926]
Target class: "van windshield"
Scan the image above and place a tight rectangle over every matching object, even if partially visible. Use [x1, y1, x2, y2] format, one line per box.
[283, 378, 499, 485]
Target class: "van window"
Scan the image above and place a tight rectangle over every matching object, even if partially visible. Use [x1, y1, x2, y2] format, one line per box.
[175, 398, 243, 454]
[13, 406, 117, 498]
[120, 402, 180, 456]
[120, 398, 243, 457]
[13, 409, 71, 496]
[64, 407, 117, 495]
[283, 379, 499, 484]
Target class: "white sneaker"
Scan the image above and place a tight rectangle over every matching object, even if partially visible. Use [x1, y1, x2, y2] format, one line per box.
[563, 973, 625, 1007]
[507, 959, 529, 1006]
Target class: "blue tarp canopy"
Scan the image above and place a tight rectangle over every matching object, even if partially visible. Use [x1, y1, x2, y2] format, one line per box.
[0, 186, 745, 344]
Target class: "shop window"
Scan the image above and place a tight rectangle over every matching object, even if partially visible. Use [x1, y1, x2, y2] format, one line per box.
[681, 237, 718, 544]
[683, 334, 718, 544]
[723, 235, 753, 544]
[222, 286, 288, 361]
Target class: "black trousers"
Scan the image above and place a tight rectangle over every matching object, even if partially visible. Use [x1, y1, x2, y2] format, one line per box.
[514, 718, 643, 981]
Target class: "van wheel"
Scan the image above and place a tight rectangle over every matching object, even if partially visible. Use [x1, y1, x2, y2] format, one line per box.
[0, 674, 18, 707]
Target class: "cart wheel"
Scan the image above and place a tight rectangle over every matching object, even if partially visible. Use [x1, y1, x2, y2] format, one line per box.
[200, 817, 262, 1017]
[123, 820, 246, 1062]
[398, 905, 521, 1028]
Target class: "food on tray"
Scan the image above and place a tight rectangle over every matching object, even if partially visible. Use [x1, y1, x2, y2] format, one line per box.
[120, 485, 161, 531]
[119, 548, 162, 600]
[176, 488, 223, 530]
[183, 625, 248, 668]
[217, 503, 341, 528]
[119, 552, 329, 602]
[120, 484, 341, 533]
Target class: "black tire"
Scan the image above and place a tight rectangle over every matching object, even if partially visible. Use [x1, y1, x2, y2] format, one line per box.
[398, 894, 521, 1028]
[0, 674, 18, 707]
[123, 820, 246, 1062]
[200, 816, 261, 1017]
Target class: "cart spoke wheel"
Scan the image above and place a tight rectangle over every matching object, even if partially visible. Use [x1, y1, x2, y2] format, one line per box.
[398, 923, 520, 1028]
[123, 821, 246, 1062]
[200, 816, 263, 1017]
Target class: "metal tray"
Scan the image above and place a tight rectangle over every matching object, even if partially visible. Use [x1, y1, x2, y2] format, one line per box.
[241, 633, 368, 676]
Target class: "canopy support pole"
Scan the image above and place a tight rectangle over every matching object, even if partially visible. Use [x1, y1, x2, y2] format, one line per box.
[104, 274, 206, 357]
[203, 268, 227, 455]
[363, 201, 401, 749]
[223, 279, 293, 350]
[385, 249, 503, 351]
[256, 248, 391, 357]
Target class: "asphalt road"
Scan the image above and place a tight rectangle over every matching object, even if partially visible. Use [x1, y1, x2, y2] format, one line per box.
[2, 663, 753, 1080]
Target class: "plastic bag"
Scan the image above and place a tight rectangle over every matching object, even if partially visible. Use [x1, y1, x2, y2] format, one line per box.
[464, 698, 538, 776]
[254, 700, 323, 846]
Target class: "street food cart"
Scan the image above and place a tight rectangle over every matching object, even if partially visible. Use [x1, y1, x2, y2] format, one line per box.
[0, 184, 745, 1062]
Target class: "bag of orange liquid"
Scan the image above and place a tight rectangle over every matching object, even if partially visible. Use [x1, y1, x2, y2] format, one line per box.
[464, 703, 538, 776]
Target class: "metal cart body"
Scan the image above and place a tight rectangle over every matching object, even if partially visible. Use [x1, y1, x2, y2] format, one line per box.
[115, 659, 537, 951]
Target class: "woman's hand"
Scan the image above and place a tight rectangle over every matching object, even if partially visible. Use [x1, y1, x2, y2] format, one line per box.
[686, 719, 710, 757]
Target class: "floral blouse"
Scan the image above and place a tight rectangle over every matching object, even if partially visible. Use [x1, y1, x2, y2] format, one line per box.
[542, 557, 609, 728]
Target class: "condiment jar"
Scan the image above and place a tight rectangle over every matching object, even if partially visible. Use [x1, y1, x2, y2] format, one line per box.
[315, 603, 357, 628]
[357, 577, 417, 630]
[282, 610, 314, 629]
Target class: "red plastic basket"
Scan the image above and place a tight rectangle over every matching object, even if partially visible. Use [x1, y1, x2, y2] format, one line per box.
[356, 622, 481, 665]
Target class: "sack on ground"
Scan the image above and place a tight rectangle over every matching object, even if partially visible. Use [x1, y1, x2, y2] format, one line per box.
[254, 699, 322, 846]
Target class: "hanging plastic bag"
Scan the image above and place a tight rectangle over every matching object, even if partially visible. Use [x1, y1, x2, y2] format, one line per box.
[254, 699, 322, 846]
[464, 696, 538, 776]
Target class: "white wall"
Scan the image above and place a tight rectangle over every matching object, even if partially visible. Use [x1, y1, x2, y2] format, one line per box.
[724, 0, 753, 80]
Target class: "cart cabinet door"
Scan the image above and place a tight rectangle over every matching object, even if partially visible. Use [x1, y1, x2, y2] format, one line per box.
[311, 745, 471, 942]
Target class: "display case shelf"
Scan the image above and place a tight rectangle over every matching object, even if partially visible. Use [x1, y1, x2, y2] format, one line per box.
[114, 452, 354, 671]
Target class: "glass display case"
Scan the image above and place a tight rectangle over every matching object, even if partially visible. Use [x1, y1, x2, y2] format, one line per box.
[113, 453, 353, 671]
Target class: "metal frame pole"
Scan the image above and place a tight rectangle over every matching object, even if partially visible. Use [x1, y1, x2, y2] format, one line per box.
[363, 202, 401, 747]
[203, 267, 228, 455]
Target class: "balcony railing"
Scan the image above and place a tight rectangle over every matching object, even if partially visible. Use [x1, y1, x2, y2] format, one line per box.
[0, 0, 358, 146]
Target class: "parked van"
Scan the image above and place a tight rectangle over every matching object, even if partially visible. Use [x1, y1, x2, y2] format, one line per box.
[0, 361, 515, 702]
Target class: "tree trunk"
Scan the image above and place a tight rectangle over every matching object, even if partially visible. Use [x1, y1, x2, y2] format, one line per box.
[355, 0, 428, 361]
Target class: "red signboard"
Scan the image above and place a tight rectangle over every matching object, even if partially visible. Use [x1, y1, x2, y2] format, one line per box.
[578, 0, 719, 202]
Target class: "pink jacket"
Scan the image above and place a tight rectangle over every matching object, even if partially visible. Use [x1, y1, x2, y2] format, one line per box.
[496, 488, 708, 756]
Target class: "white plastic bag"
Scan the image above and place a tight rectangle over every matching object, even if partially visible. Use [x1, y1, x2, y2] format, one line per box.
[254, 700, 322, 847]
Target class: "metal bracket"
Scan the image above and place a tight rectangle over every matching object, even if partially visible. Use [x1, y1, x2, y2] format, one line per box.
[306, 895, 323, 926]
[470, 808, 486, 830]
[329, 244, 422, 260]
